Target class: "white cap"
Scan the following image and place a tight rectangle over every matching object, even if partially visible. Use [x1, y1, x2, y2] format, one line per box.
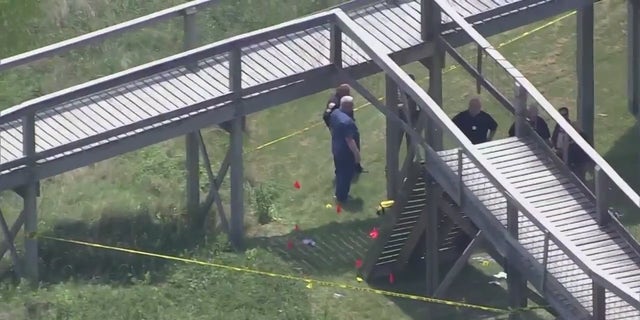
[340, 95, 354, 106]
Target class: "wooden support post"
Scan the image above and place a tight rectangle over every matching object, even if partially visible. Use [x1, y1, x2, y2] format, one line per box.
[506, 200, 527, 314]
[425, 174, 440, 295]
[577, 4, 595, 143]
[184, 6, 200, 225]
[386, 76, 401, 200]
[185, 134, 200, 223]
[595, 166, 611, 226]
[22, 114, 38, 283]
[433, 231, 482, 298]
[229, 47, 244, 250]
[629, 0, 640, 118]
[330, 23, 342, 69]
[513, 82, 528, 138]
[629, 0, 640, 178]
[592, 281, 606, 320]
[424, 0, 443, 151]
[183, 6, 198, 71]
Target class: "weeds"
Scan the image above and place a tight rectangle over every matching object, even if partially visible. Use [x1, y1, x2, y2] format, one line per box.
[249, 183, 281, 225]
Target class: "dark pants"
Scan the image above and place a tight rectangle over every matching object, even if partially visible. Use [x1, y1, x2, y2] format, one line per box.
[334, 153, 356, 203]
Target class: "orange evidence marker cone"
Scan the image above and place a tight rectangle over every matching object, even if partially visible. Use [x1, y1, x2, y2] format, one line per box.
[294, 224, 300, 231]
[355, 258, 363, 269]
[336, 204, 342, 214]
[287, 239, 294, 250]
[293, 180, 301, 189]
[389, 273, 395, 284]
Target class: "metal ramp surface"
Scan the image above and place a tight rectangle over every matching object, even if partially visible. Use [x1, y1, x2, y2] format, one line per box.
[437, 137, 640, 319]
[0, 0, 590, 191]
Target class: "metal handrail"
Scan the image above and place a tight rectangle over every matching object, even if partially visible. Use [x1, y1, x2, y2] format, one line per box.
[433, 0, 640, 209]
[333, 8, 640, 309]
[0, 0, 220, 72]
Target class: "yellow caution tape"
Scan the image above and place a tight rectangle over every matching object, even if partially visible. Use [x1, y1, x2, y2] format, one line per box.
[37, 234, 510, 314]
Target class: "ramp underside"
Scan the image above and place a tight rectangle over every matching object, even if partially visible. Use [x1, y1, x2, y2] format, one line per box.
[0, 0, 581, 191]
[435, 137, 640, 319]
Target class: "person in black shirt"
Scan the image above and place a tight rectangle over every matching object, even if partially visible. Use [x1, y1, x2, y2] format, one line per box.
[452, 97, 498, 144]
[508, 104, 551, 144]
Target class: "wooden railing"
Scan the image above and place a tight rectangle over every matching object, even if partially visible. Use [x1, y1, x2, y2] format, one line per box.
[332, 6, 640, 311]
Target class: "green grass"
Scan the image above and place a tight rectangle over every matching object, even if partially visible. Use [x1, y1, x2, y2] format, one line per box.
[0, 0, 638, 319]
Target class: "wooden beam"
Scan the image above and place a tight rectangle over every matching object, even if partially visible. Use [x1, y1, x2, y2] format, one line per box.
[576, 4, 595, 143]
[0, 210, 25, 260]
[229, 46, 244, 250]
[197, 132, 229, 234]
[592, 281, 606, 320]
[506, 201, 527, 312]
[595, 166, 611, 226]
[0, 209, 22, 278]
[433, 230, 483, 298]
[629, 0, 640, 117]
[425, 174, 441, 295]
[385, 76, 401, 200]
[185, 133, 200, 223]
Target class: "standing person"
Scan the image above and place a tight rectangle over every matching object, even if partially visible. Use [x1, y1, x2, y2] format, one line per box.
[330, 96, 361, 204]
[551, 107, 572, 159]
[398, 74, 421, 152]
[508, 104, 551, 144]
[323, 84, 353, 127]
[567, 124, 592, 181]
[452, 97, 498, 144]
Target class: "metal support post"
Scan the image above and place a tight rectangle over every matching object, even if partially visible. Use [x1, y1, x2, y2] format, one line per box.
[0, 209, 22, 278]
[385, 75, 400, 200]
[229, 47, 244, 249]
[506, 200, 527, 314]
[577, 4, 595, 143]
[22, 114, 38, 283]
[513, 83, 527, 138]
[595, 166, 611, 226]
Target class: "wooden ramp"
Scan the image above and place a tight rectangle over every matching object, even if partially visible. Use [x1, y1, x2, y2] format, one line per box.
[0, 0, 589, 191]
[438, 137, 640, 319]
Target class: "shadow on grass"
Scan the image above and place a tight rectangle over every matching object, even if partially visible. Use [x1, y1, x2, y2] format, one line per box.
[37, 209, 218, 285]
[603, 124, 640, 225]
[250, 217, 549, 319]
[250, 218, 377, 276]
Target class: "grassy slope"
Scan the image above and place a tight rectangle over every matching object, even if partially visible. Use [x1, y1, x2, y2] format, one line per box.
[0, 0, 637, 319]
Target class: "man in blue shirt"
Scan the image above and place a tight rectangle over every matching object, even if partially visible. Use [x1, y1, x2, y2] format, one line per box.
[330, 96, 361, 204]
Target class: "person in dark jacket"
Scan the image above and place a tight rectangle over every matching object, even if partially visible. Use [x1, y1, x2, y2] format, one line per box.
[508, 104, 551, 144]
